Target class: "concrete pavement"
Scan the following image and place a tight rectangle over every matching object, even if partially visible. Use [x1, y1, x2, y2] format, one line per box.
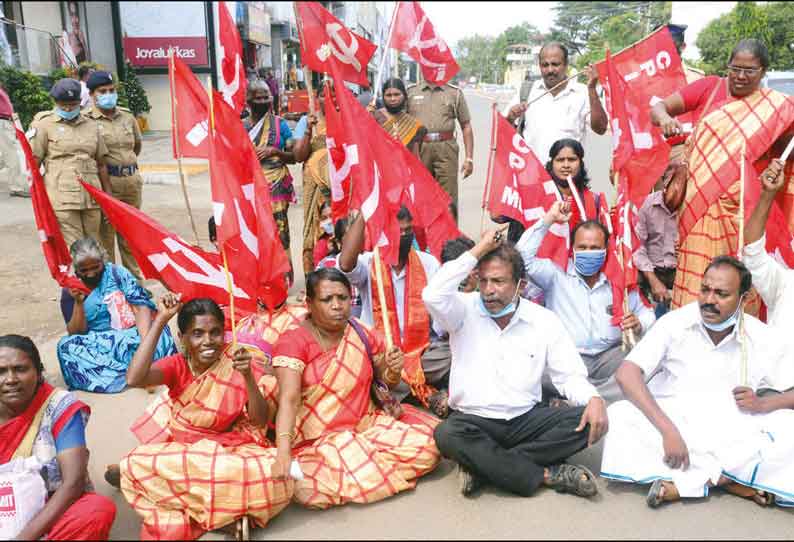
[0, 91, 792, 539]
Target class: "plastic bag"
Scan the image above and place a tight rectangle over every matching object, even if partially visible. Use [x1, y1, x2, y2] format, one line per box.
[0, 457, 47, 539]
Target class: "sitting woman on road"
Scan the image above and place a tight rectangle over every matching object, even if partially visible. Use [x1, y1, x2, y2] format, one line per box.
[57, 237, 176, 393]
[272, 268, 440, 509]
[119, 295, 292, 540]
[0, 334, 116, 540]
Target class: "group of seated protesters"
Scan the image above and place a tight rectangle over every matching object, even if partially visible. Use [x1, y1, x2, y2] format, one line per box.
[6, 128, 794, 538]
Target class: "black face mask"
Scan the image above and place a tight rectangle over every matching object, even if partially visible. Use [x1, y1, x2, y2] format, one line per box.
[76, 270, 102, 289]
[251, 101, 271, 116]
[384, 99, 405, 114]
[399, 233, 414, 264]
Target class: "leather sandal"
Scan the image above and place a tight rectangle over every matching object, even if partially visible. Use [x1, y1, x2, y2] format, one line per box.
[546, 464, 598, 498]
[428, 389, 449, 418]
[646, 479, 666, 508]
[104, 464, 121, 489]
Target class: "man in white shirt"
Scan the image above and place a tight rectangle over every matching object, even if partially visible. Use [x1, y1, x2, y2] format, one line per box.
[338, 206, 441, 403]
[503, 42, 607, 163]
[602, 256, 794, 508]
[424, 229, 608, 498]
[742, 157, 793, 329]
[516, 201, 656, 402]
[78, 65, 93, 109]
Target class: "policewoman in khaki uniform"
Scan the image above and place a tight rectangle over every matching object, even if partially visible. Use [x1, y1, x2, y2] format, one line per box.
[87, 71, 144, 280]
[406, 81, 474, 212]
[28, 78, 111, 250]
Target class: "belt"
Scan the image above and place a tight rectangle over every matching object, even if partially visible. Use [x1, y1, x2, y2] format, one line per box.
[423, 131, 454, 142]
[107, 164, 138, 177]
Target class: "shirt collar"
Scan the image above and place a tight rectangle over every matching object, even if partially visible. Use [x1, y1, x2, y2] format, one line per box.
[537, 78, 577, 96]
[648, 191, 676, 215]
[475, 295, 535, 328]
[684, 302, 740, 347]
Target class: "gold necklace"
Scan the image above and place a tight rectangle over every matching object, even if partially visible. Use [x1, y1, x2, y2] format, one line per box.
[308, 319, 341, 352]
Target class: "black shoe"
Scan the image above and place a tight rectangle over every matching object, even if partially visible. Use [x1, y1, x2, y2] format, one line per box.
[458, 464, 484, 497]
[546, 463, 598, 498]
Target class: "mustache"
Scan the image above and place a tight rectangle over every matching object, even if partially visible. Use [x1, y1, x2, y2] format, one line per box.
[699, 303, 720, 314]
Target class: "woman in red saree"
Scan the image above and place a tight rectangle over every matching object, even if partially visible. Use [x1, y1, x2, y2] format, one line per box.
[0, 334, 115, 540]
[118, 296, 292, 540]
[272, 268, 440, 509]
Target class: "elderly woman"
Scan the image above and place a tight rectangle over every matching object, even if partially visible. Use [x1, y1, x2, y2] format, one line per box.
[272, 268, 440, 509]
[119, 296, 292, 540]
[244, 79, 296, 281]
[56, 237, 175, 393]
[651, 38, 794, 310]
[0, 334, 116, 540]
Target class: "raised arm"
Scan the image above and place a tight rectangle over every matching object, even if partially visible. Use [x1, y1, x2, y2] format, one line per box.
[515, 200, 571, 290]
[126, 292, 182, 388]
[650, 93, 686, 138]
[338, 210, 365, 273]
[585, 65, 607, 135]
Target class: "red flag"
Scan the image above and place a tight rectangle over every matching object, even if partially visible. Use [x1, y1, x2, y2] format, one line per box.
[600, 48, 670, 207]
[326, 80, 410, 265]
[208, 91, 291, 308]
[296, 2, 377, 87]
[389, 1, 459, 87]
[484, 108, 570, 270]
[81, 181, 257, 311]
[218, 1, 247, 114]
[16, 125, 87, 293]
[170, 55, 209, 159]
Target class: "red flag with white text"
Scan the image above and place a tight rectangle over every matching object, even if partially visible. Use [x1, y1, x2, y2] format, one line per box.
[17, 125, 87, 293]
[325, 80, 408, 265]
[600, 48, 670, 206]
[296, 2, 376, 87]
[389, 1, 459, 87]
[218, 1, 247, 114]
[170, 55, 209, 159]
[81, 182, 256, 311]
[485, 108, 570, 270]
[209, 91, 291, 308]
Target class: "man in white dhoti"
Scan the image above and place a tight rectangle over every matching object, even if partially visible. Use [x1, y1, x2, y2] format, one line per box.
[601, 256, 794, 508]
[742, 157, 792, 329]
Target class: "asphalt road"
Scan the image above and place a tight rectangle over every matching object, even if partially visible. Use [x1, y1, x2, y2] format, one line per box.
[1, 89, 792, 539]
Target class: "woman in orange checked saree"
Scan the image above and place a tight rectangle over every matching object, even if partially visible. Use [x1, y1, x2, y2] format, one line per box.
[271, 268, 440, 509]
[657, 39, 794, 310]
[118, 295, 292, 540]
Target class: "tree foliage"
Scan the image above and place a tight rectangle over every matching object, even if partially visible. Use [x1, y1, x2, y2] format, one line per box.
[454, 22, 542, 83]
[0, 65, 53, 129]
[696, 1, 793, 75]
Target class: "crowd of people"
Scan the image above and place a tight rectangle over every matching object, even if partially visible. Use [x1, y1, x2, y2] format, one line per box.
[4, 22, 794, 541]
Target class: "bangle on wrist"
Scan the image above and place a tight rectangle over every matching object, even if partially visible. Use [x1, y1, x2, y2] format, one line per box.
[277, 430, 296, 442]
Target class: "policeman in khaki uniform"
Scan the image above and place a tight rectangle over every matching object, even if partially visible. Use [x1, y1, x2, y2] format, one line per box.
[406, 81, 474, 212]
[28, 78, 111, 251]
[86, 71, 144, 279]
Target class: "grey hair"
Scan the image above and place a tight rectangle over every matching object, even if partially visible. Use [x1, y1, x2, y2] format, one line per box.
[70, 237, 108, 266]
[246, 79, 270, 100]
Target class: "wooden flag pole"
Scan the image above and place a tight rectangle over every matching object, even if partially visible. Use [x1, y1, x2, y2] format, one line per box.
[780, 135, 794, 162]
[372, 245, 394, 349]
[207, 78, 237, 348]
[612, 171, 636, 350]
[372, 0, 400, 105]
[480, 102, 498, 235]
[738, 140, 746, 256]
[168, 49, 201, 247]
[292, 1, 315, 116]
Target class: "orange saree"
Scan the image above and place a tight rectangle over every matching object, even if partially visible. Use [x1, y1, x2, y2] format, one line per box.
[673, 88, 794, 309]
[272, 321, 440, 509]
[121, 348, 291, 540]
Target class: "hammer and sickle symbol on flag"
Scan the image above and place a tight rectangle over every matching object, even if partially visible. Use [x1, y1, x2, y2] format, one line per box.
[317, 22, 361, 71]
[407, 16, 449, 78]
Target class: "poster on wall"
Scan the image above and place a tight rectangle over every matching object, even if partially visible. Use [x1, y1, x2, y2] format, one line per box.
[60, 1, 90, 67]
[118, 1, 209, 67]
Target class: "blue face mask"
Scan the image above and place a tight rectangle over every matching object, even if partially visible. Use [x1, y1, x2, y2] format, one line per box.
[574, 249, 607, 277]
[96, 92, 118, 109]
[701, 299, 744, 332]
[56, 107, 80, 121]
[478, 284, 521, 318]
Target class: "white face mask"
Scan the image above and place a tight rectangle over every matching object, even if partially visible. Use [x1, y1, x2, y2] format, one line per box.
[320, 219, 333, 235]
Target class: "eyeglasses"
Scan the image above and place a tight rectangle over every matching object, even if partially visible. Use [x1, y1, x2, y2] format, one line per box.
[727, 65, 764, 77]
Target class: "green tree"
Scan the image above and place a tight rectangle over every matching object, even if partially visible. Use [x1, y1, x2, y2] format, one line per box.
[454, 34, 497, 83]
[0, 65, 53, 129]
[696, 1, 792, 75]
[120, 59, 151, 117]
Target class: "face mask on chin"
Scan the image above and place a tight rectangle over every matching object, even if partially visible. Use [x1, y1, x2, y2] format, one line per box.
[76, 271, 102, 289]
[384, 101, 404, 114]
[700, 296, 744, 332]
[478, 283, 521, 318]
[251, 102, 271, 116]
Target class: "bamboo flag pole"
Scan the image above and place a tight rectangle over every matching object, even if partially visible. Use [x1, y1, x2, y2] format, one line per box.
[781, 136, 794, 162]
[372, 245, 394, 349]
[292, 1, 316, 116]
[480, 102, 498, 235]
[168, 49, 201, 247]
[738, 140, 746, 256]
[521, 70, 581, 107]
[612, 171, 636, 350]
[372, 0, 400, 105]
[207, 78, 237, 348]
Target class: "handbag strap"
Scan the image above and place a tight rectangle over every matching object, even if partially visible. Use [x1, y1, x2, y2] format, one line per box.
[348, 319, 375, 365]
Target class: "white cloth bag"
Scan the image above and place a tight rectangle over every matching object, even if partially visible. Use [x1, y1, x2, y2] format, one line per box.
[0, 457, 47, 539]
